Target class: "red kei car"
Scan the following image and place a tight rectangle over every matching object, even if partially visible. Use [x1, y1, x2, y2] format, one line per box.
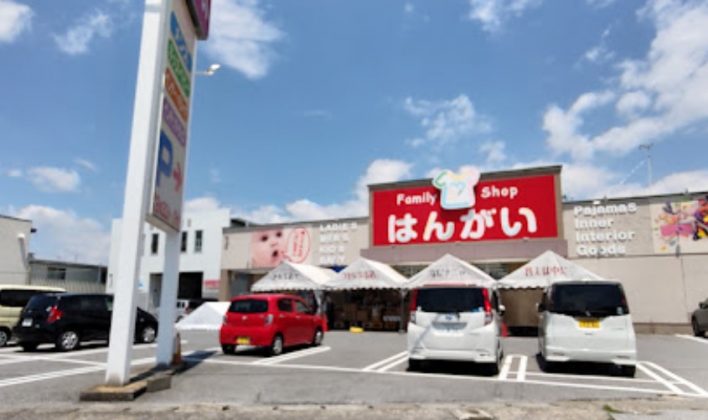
[220, 294, 325, 356]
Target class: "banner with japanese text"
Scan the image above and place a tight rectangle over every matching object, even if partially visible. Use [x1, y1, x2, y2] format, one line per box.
[371, 174, 559, 246]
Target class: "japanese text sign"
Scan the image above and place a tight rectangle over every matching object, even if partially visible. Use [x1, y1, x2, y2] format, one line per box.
[149, 0, 195, 232]
[371, 174, 559, 246]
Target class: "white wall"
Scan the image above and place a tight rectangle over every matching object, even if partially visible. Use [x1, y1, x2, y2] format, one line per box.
[0, 216, 32, 285]
[107, 209, 231, 311]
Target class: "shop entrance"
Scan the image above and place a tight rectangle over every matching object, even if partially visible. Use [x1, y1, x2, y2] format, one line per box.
[327, 289, 407, 331]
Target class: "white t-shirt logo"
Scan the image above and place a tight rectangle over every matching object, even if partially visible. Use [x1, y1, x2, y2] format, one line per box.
[433, 169, 481, 210]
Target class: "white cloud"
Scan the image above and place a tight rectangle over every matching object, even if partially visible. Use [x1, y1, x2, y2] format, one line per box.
[583, 28, 615, 65]
[616, 90, 651, 118]
[479, 140, 507, 165]
[185, 196, 222, 213]
[605, 169, 708, 198]
[546, 0, 708, 159]
[542, 90, 615, 161]
[227, 159, 412, 224]
[404, 95, 491, 148]
[74, 158, 97, 172]
[6, 168, 22, 178]
[404, 3, 415, 14]
[26, 167, 81, 193]
[586, 0, 617, 8]
[53, 10, 113, 55]
[467, 0, 541, 33]
[13, 205, 110, 264]
[0, 0, 32, 43]
[205, 0, 283, 79]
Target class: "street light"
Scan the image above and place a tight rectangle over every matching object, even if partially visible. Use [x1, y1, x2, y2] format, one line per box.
[197, 63, 221, 76]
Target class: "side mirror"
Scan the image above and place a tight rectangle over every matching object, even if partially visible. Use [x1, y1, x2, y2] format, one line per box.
[700, 302, 708, 310]
[537, 302, 546, 313]
[498, 304, 506, 316]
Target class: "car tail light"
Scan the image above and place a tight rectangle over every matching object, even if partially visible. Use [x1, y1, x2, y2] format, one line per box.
[408, 289, 418, 325]
[47, 306, 63, 324]
[265, 314, 274, 325]
[481, 289, 493, 325]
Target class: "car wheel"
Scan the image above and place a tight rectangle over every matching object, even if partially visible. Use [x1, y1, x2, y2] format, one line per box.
[139, 326, 157, 344]
[486, 358, 501, 376]
[0, 328, 9, 347]
[222, 344, 235, 355]
[692, 318, 704, 337]
[56, 330, 80, 352]
[20, 342, 38, 352]
[408, 359, 422, 371]
[311, 328, 323, 346]
[269, 334, 284, 356]
[620, 365, 636, 378]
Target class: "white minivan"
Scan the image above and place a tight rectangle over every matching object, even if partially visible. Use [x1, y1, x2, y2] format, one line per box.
[538, 280, 637, 377]
[407, 285, 505, 374]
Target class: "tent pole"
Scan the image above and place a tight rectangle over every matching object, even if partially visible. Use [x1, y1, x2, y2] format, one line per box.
[399, 289, 406, 333]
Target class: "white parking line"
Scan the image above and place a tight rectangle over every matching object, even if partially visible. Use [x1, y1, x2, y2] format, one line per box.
[191, 356, 688, 398]
[636, 362, 683, 394]
[0, 353, 103, 367]
[523, 371, 659, 384]
[641, 361, 708, 397]
[376, 354, 409, 372]
[363, 351, 408, 372]
[498, 355, 515, 380]
[516, 355, 527, 382]
[0, 357, 154, 389]
[252, 346, 331, 365]
[675, 334, 708, 345]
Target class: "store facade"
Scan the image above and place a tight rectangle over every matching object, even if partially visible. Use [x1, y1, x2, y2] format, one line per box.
[219, 165, 708, 332]
[219, 217, 369, 299]
[563, 193, 708, 332]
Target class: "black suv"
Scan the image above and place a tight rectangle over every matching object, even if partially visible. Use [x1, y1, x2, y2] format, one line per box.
[13, 293, 158, 352]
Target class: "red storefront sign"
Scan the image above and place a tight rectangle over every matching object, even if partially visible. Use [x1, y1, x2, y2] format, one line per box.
[371, 174, 559, 246]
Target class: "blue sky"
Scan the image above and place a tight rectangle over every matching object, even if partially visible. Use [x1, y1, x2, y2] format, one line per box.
[1, 0, 708, 264]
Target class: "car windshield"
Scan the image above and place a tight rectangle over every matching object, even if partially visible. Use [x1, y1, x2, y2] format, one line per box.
[229, 299, 268, 313]
[416, 288, 484, 313]
[25, 295, 58, 312]
[550, 284, 629, 317]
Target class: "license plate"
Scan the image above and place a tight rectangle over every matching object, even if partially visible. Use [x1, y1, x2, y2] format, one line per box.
[21, 318, 32, 327]
[578, 319, 600, 329]
[236, 337, 250, 345]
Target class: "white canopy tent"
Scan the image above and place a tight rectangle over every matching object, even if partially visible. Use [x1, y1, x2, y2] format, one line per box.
[175, 302, 230, 331]
[251, 261, 336, 292]
[497, 250, 604, 289]
[405, 254, 496, 289]
[325, 257, 409, 290]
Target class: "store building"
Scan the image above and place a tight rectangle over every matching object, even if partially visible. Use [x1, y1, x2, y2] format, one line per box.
[107, 208, 236, 313]
[219, 217, 369, 299]
[218, 165, 708, 332]
[563, 193, 708, 332]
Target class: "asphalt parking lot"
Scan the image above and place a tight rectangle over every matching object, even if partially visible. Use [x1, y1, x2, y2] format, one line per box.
[0, 331, 707, 407]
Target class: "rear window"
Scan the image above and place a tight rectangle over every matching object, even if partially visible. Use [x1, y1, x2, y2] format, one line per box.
[0, 289, 48, 308]
[25, 294, 59, 312]
[229, 299, 268, 313]
[550, 283, 629, 316]
[416, 288, 485, 313]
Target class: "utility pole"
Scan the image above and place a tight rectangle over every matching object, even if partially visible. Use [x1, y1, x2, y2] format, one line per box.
[639, 143, 653, 188]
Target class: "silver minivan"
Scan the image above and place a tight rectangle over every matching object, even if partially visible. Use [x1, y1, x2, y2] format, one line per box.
[538, 280, 637, 377]
[407, 285, 505, 374]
